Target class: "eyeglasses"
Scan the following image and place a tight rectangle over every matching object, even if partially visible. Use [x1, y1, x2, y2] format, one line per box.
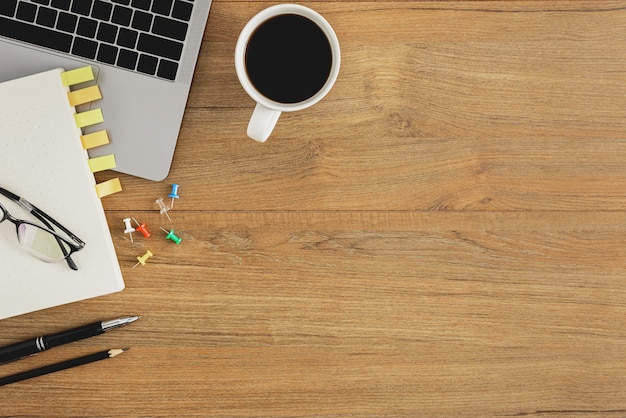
[0, 187, 85, 270]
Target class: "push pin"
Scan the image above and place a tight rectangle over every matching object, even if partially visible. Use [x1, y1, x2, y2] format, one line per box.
[168, 183, 180, 209]
[132, 217, 151, 238]
[156, 197, 171, 221]
[161, 227, 182, 244]
[123, 217, 135, 243]
[132, 250, 153, 269]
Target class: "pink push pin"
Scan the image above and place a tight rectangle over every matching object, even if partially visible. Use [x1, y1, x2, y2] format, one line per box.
[132, 250, 153, 269]
[132, 217, 151, 238]
[123, 218, 135, 243]
[156, 197, 171, 221]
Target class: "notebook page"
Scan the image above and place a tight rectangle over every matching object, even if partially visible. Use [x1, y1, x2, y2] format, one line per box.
[0, 68, 124, 320]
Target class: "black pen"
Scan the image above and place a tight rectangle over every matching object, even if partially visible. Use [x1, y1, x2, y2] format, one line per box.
[0, 316, 140, 364]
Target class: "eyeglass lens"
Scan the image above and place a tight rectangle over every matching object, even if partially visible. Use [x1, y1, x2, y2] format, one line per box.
[17, 223, 71, 263]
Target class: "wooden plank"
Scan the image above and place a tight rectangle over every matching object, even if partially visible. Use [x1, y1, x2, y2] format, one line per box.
[1, 211, 625, 415]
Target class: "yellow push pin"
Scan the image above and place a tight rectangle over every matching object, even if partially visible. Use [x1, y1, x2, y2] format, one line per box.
[132, 250, 153, 269]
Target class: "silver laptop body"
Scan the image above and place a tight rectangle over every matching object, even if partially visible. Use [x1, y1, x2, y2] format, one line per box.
[0, 0, 212, 181]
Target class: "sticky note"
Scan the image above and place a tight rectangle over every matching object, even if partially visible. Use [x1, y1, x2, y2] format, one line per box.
[60, 66, 94, 87]
[88, 154, 116, 172]
[74, 109, 104, 128]
[81, 130, 110, 149]
[68, 85, 102, 107]
[95, 178, 122, 198]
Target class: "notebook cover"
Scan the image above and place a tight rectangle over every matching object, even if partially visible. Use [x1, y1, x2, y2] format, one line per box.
[0, 68, 124, 320]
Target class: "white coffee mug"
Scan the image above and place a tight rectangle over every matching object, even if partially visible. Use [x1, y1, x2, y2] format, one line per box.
[235, 4, 341, 142]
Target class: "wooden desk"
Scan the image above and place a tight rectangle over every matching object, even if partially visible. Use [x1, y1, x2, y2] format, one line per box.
[2, 1, 625, 416]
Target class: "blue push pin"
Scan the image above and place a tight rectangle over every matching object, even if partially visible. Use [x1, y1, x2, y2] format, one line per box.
[168, 183, 180, 209]
[161, 227, 182, 244]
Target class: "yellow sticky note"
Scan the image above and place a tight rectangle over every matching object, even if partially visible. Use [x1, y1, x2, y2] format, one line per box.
[75, 109, 104, 128]
[88, 154, 116, 172]
[68, 85, 102, 107]
[81, 130, 110, 149]
[60, 66, 94, 87]
[95, 178, 122, 198]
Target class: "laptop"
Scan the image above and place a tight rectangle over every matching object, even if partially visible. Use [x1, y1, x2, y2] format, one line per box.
[0, 0, 212, 181]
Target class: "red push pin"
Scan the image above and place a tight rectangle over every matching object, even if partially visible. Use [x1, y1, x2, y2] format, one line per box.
[132, 217, 151, 238]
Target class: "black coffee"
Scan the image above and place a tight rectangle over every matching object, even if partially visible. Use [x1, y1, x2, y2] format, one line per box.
[245, 14, 333, 104]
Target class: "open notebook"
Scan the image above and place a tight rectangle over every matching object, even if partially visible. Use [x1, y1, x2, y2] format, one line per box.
[0, 67, 124, 320]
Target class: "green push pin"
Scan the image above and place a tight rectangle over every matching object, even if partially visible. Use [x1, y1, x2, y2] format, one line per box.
[161, 227, 182, 244]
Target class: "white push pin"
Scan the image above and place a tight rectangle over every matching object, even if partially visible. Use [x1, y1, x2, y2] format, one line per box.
[156, 197, 171, 221]
[168, 183, 180, 209]
[123, 217, 135, 243]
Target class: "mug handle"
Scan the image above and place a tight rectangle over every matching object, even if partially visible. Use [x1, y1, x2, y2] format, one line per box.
[247, 103, 281, 142]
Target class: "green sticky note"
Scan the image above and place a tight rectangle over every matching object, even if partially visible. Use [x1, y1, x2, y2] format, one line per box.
[88, 154, 116, 173]
[74, 109, 104, 128]
[60, 66, 95, 87]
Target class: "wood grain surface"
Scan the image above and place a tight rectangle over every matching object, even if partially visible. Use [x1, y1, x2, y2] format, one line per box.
[1, 1, 626, 416]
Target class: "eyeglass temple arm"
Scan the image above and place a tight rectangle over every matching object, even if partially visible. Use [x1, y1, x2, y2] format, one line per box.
[0, 187, 85, 247]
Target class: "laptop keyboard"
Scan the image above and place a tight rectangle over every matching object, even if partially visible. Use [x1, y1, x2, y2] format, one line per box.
[0, 0, 195, 81]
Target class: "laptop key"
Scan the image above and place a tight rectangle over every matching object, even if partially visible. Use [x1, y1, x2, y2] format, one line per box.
[132, 10, 153, 31]
[152, 0, 172, 16]
[36, 7, 58, 28]
[118, 48, 138, 69]
[157, 59, 178, 81]
[97, 43, 118, 64]
[16, 2, 37, 22]
[71, 0, 93, 16]
[72, 37, 98, 59]
[0, 15, 72, 52]
[0, 0, 18, 17]
[152, 15, 188, 41]
[111, 5, 132, 26]
[91, 0, 113, 21]
[117, 27, 138, 48]
[137, 54, 158, 75]
[56, 11, 77, 32]
[131, 0, 152, 11]
[171, 0, 192, 21]
[51, 0, 71, 11]
[137, 33, 183, 61]
[77, 17, 98, 38]
[97, 22, 118, 43]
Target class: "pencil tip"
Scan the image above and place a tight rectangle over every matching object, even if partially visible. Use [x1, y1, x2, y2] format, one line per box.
[109, 348, 129, 358]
